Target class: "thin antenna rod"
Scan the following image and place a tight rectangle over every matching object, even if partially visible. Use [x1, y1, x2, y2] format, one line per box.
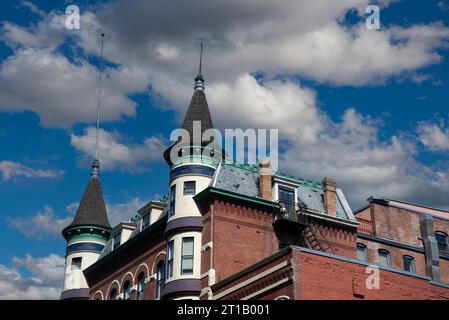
[194, 39, 205, 90]
[95, 33, 105, 161]
[198, 38, 204, 76]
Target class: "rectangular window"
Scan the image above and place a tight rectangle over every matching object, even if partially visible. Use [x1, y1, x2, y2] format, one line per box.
[183, 181, 196, 195]
[113, 233, 121, 250]
[278, 186, 295, 214]
[71, 257, 82, 270]
[378, 249, 391, 267]
[181, 237, 194, 275]
[403, 256, 415, 273]
[169, 185, 176, 216]
[167, 241, 174, 278]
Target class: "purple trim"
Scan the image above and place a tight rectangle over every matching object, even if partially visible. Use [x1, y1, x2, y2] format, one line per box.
[165, 217, 203, 237]
[162, 278, 202, 299]
[60, 288, 90, 300]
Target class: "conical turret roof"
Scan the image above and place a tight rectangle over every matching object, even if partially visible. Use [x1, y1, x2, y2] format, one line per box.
[67, 160, 111, 229]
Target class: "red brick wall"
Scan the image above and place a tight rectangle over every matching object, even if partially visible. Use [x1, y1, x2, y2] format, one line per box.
[212, 249, 293, 300]
[212, 247, 449, 300]
[356, 207, 371, 221]
[313, 223, 357, 258]
[440, 259, 449, 284]
[209, 200, 279, 283]
[294, 250, 449, 300]
[433, 217, 449, 235]
[372, 204, 422, 247]
[206, 199, 358, 284]
[356, 239, 426, 276]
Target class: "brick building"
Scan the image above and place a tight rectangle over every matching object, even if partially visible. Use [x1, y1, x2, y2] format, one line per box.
[60, 63, 449, 300]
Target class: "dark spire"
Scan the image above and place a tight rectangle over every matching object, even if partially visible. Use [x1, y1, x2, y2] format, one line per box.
[163, 40, 220, 164]
[64, 33, 111, 231]
[182, 39, 213, 137]
[68, 164, 111, 229]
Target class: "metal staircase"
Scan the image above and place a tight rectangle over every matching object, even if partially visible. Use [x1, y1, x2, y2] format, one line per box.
[302, 225, 334, 254]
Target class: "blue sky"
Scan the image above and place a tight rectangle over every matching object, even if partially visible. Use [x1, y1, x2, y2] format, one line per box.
[0, 0, 448, 299]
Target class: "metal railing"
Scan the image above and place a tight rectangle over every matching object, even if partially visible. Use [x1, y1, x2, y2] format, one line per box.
[274, 199, 335, 254]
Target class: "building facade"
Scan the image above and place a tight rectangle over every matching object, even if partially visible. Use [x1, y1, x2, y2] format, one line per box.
[61, 68, 449, 300]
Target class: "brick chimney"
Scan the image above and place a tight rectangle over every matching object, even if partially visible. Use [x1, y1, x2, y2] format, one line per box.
[259, 160, 272, 201]
[322, 177, 337, 217]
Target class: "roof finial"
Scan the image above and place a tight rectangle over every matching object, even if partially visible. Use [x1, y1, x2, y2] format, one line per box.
[194, 38, 205, 91]
[92, 32, 105, 177]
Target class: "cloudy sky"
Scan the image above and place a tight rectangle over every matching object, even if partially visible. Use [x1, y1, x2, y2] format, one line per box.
[0, 0, 449, 299]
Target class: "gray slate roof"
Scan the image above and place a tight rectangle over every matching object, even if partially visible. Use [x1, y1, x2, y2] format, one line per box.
[181, 89, 214, 139]
[214, 164, 261, 198]
[213, 163, 354, 221]
[68, 175, 111, 229]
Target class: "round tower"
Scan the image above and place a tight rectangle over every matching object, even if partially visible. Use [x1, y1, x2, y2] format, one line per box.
[60, 159, 111, 300]
[161, 53, 223, 299]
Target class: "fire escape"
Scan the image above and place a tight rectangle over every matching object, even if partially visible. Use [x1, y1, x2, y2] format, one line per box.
[274, 199, 335, 254]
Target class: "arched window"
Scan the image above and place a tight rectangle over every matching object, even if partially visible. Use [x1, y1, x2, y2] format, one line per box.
[403, 255, 415, 273]
[137, 273, 145, 300]
[378, 249, 391, 267]
[156, 261, 165, 299]
[109, 288, 117, 301]
[123, 281, 131, 300]
[436, 231, 448, 255]
[356, 243, 368, 262]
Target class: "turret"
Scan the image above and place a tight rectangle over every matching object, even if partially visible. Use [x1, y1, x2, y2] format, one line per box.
[161, 41, 222, 299]
[60, 160, 111, 300]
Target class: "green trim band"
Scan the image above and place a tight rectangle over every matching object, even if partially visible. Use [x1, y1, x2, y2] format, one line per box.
[68, 234, 109, 244]
[62, 224, 111, 241]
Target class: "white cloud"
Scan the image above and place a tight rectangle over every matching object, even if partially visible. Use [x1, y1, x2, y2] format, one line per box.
[13, 253, 64, 284]
[188, 74, 449, 208]
[418, 121, 449, 151]
[0, 160, 63, 181]
[8, 205, 73, 239]
[106, 197, 147, 226]
[70, 127, 166, 172]
[0, 253, 64, 300]
[0, 1, 448, 128]
[207, 74, 322, 143]
[0, 0, 449, 210]
[0, 48, 148, 128]
[8, 198, 149, 240]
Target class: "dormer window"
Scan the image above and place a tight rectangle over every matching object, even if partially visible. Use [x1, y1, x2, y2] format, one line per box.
[113, 232, 121, 250]
[142, 213, 151, 230]
[278, 186, 295, 214]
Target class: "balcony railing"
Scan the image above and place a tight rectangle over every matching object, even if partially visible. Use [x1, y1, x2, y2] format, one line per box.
[356, 217, 373, 234]
[274, 200, 310, 224]
[274, 199, 335, 254]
